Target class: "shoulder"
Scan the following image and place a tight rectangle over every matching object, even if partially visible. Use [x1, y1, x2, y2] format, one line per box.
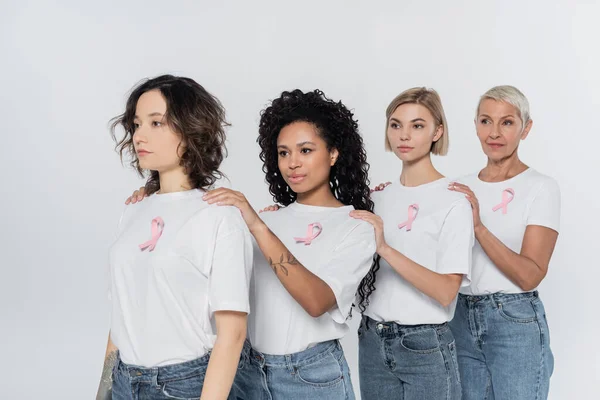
[527, 169, 559, 189]
[453, 172, 479, 186]
[526, 170, 560, 202]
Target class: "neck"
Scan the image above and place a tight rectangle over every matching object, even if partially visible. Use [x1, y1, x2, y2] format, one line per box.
[296, 182, 343, 207]
[400, 154, 444, 187]
[481, 151, 528, 182]
[158, 167, 192, 194]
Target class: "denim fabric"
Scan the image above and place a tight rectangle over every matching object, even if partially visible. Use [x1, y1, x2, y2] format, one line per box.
[449, 291, 554, 400]
[112, 352, 239, 400]
[231, 340, 355, 400]
[358, 315, 461, 400]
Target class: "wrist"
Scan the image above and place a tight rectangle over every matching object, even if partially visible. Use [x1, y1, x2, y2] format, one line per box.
[249, 220, 268, 236]
[378, 242, 393, 258]
[474, 223, 487, 238]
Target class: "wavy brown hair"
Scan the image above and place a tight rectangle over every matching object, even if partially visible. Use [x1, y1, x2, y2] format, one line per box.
[110, 75, 229, 194]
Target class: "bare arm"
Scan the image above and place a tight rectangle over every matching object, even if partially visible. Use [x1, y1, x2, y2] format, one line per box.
[200, 311, 247, 400]
[379, 245, 464, 307]
[96, 334, 118, 400]
[250, 222, 336, 317]
[351, 210, 465, 307]
[203, 188, 336, 318]
[475, 224, 558, 291]
[450, 182, 559, 291]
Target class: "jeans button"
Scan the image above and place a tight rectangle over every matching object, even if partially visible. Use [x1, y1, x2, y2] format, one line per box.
[377, 323, 383, 331]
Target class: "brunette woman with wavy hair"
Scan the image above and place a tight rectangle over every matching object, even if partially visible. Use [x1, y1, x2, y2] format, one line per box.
[96, 75, 253, 400]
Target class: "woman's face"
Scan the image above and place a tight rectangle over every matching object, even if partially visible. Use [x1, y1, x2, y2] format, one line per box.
[132, 90, 184, 173]
[476, 98, 532, 162]
[276, 121, 338, 195]
[386, 103, 443, 163]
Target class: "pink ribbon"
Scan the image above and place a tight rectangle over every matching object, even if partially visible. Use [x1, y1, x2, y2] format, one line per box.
[294, 223, 323, 245]
[139, 217, 165, 252]
[492, 188, 515, 215]
[398, 204, 419, 231]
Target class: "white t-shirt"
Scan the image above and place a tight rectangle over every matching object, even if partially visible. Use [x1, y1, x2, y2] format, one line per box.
[109, 189, 253, 367]
[458, 168, 561, 295]
[248, 202, 376, 355]
[364, 178, 474, 325]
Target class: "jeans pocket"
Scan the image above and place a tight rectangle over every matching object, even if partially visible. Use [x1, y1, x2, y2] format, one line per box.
[161, 372, 205, 400]
[497, 299, 537, 323]
[295, 351, 344, 388]
[400, 328, 440, 354]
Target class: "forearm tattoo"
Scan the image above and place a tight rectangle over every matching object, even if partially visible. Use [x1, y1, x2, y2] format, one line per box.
[96, 350, 117, 400]
[269, 252, 299, 276]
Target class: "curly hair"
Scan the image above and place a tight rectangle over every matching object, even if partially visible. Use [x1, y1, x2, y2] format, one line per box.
[110, 75, 229, 194]
[257, 89, 379, 313]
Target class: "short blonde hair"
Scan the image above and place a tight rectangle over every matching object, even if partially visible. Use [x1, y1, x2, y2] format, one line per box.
[385, 87, 449, 155]
[477, 85, 531, 125]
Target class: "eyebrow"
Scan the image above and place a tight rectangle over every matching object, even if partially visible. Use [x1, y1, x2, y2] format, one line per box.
[479, 114, 516, 119]
[390, 117, 426, 123]
[134, 112, 164, 119]
[277, 141, 317, 149]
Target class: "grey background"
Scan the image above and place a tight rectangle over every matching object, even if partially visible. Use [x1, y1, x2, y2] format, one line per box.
[1, 0, 598, 398]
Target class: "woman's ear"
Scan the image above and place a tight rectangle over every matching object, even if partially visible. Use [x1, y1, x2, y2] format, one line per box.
[330, 148, 340, 166]
[432, 124, 444, 143]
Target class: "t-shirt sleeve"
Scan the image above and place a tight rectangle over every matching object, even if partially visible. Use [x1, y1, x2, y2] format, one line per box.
[436, 199, 474, 286]
[526, 178, 561, 233]
[208, 212, 254, 316]
[318, 222, 376, 324]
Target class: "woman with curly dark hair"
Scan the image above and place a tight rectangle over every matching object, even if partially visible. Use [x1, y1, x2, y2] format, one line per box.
[353, 88, 473, 400]
[96, 75, 253, 400]
[202, 89, 376, 399]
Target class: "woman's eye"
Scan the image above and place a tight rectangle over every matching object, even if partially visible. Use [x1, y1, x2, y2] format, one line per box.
[278, 151, 288, 157]
[301, 148, 312, 154]
[414, 124, 424, 129]
[133, 123, 140, 130]
[503, 120, 513, 126]
[152, 121, 162, 127]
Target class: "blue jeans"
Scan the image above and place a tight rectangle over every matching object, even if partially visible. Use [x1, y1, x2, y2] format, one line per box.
[231, 339, 355, 399]
[112, 352, 238, 400]
[449, 291, 554, 400]
[358, 315, 461, 400]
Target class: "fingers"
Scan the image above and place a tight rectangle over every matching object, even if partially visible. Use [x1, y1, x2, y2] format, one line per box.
[349, 210, 383, 226]
[448, 182, 476, 197]
[126, 190, 140, 205]
[204, 188, 243, 203]
[137, 187, 146, 201]
[259, 205, 279, 213]
[371, 182, 392, 192]
[204, 192, 242, 206]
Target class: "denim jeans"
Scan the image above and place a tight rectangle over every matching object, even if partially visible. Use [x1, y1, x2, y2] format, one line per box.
[230, 339, 355, 400]
[449, 291, 554, 400]
[112, 352, 238, 400]
[358, 315, 461, 400]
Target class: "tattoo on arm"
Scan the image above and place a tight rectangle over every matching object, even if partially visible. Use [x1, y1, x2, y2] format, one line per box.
[96, 350, 117, 400]
[268, 252, 299, 276]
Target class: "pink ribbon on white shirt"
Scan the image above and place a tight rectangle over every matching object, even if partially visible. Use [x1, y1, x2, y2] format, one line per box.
[492, 189, 515, 215]
[294, 223, 323, 245]
[398, 204, 419, 231]
[139, 217, 165, 252]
